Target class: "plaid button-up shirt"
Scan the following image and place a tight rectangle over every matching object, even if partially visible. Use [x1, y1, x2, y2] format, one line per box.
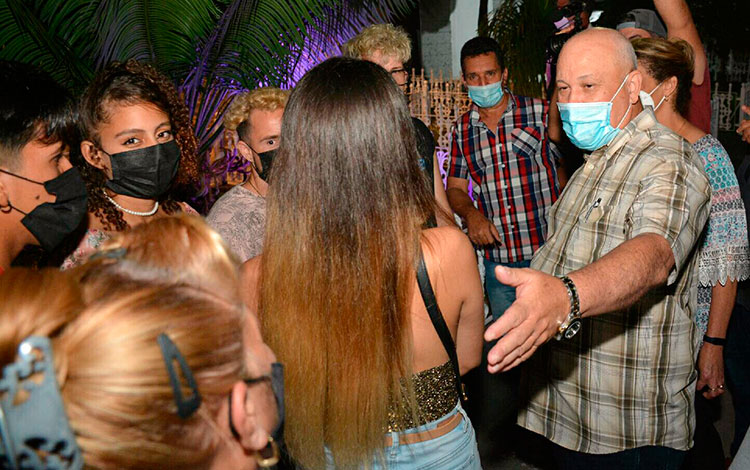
[518, 109, 711, 453]
[448, 94, 560, 263]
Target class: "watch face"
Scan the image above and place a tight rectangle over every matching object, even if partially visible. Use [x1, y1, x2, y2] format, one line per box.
[563, 319, 582, 339]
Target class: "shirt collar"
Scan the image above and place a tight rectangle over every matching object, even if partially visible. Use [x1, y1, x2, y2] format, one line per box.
[584, 107, 657, 161]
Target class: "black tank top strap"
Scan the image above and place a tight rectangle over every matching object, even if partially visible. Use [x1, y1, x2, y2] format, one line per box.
[416, 247, 467, 402]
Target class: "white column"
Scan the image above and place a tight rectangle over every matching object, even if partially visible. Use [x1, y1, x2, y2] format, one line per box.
[420, 0, 502, 79]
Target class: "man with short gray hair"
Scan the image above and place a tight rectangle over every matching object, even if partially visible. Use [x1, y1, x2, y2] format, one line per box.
[484, 28, 711, 468]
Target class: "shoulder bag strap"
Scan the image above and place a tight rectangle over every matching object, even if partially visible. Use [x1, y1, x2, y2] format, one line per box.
[416, 248, 467, 402]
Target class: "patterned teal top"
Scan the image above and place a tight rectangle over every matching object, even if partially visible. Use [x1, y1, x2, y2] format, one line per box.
[694, 134, 750, 336]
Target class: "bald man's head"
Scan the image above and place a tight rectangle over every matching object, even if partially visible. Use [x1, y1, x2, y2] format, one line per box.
[560, 28, 638, 77]
[555, 27, 642, 137]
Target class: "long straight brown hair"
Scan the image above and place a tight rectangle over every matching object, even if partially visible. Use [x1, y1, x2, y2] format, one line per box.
[260, 57, 435, 469]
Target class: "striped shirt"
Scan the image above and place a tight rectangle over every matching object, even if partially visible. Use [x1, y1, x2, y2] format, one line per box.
[448, 94, 560, 263]
[518, 109, 711, 453]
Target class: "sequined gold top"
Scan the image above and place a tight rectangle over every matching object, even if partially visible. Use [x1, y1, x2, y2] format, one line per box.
[386, 361, 459, 432]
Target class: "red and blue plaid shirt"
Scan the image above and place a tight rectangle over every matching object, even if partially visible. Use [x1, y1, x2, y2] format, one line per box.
[449, 93, 560, 263]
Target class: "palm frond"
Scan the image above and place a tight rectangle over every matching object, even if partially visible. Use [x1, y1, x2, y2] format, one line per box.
[483, 0, 556, 98]
[347, 0, 416, 18]
[282, 0, 415, 86]
[90, 0, 220, 78]
[0, 0, 96, 89]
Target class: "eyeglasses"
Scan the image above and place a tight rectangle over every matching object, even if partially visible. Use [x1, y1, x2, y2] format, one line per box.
[390, 68, 409, 80]
[228, 363, 284, 468]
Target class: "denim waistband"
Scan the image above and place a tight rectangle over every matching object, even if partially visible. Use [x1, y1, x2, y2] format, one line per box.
[385, 401, 468, 448]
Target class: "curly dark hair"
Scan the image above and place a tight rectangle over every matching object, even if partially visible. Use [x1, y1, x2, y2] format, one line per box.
[73, 60, 202, 231]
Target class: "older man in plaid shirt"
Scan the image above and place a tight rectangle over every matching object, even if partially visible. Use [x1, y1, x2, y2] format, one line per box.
[485, 28, 711, 469]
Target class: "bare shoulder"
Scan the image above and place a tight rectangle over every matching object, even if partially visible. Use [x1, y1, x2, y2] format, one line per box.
[421, 226, 475, 272]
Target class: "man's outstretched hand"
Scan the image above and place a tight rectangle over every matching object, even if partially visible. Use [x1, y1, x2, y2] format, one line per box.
[485, 266, 569, 373]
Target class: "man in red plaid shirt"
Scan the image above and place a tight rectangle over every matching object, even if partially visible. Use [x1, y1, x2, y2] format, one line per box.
[446, 36, 560, 453]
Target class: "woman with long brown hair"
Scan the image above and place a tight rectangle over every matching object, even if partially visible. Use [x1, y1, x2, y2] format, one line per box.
[244, 57, 484, 469]
[62, 60, 202, 268]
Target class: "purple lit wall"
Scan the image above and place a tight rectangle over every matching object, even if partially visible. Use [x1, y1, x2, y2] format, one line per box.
[282, 5, 396, 88]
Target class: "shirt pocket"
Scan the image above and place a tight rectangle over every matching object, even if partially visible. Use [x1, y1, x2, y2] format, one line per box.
[565, 199, 613, 265]
[510, 126, 543, 171]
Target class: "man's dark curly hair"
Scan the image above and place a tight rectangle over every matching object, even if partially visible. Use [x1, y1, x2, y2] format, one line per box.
[74, 59, 202, 231]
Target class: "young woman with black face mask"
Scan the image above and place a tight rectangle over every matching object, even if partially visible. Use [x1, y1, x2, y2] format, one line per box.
[62, 60, 203, 269]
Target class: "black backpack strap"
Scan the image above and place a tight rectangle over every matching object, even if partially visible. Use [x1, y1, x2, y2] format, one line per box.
[416, 248, 467, 402]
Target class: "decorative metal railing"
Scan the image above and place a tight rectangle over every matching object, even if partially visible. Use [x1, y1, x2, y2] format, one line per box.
[711, 82, 750, 136]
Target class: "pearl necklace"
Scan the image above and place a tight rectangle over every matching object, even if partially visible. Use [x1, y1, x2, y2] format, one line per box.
[103, 189, 159, 217]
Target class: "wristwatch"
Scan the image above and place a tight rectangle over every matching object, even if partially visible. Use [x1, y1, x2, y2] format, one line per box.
[555, 275, 581, 340]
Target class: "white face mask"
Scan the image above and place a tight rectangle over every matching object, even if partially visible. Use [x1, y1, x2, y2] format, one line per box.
[639, 81, 667, 112]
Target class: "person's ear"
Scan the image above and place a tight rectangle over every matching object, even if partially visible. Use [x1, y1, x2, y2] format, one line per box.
[663, 76, 679, 101]
[627, 70, 643, 104]
[237, 140, 255, 162]
[80, 141, 108, 171]
[502, 68, 509, 86]
[230, 381, 269, 452]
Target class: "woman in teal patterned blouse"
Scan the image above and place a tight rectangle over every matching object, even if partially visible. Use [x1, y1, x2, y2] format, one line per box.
[635, 37, 750, 468]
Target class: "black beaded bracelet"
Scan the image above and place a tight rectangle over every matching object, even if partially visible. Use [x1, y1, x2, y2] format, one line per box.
[703, 335, 726, 346]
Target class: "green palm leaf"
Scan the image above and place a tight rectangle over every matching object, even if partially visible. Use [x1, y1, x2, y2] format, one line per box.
[201, 0, 336, 88]
[0, 0, 95, 88]
[482, 0, 556, 98]
[90, 0, 220, 78]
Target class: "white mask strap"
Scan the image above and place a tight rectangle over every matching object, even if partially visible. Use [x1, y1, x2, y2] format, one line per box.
[609, 72, 632, 103]
[611, 72, 633, 129]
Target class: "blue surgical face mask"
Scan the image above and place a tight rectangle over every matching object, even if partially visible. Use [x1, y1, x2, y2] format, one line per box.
[467, 81, 504, 108]
[639, 81, 666, 112]
[557, 73, 633, 151]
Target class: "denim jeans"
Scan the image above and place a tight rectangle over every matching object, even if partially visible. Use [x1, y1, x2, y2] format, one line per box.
[326, 403, 481, 470]
[483, 258, 531, 320]
[552, 444, 687, 470]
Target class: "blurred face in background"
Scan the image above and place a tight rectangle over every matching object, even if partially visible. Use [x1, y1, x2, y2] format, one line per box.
[363, 49, 409, 88]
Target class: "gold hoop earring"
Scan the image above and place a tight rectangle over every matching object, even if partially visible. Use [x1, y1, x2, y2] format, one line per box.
[255, 436, 280, 468]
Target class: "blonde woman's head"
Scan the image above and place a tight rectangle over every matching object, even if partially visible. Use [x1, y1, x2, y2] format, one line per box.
[344, 24, 412, 87]
[0, 217, 279, 469]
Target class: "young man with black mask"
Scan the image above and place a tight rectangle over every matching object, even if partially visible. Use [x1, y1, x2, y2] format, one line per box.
[0, 61, 87, 273]
[207, 87, 289, 262]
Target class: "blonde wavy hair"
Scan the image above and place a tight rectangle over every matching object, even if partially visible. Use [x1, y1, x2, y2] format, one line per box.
[343, 23, 411, 64]
[0, 269, 245, 469]
[0, 215, 254, 469]
[223, 87, 290, 141]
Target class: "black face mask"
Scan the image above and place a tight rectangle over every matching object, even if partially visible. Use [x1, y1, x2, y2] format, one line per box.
[253, 148, 276, 182]
[0, 167, 88, 252]
[103, 140, 180, 199]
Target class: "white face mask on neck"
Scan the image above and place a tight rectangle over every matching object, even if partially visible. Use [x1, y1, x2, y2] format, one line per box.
[639, 81, 667, 112]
